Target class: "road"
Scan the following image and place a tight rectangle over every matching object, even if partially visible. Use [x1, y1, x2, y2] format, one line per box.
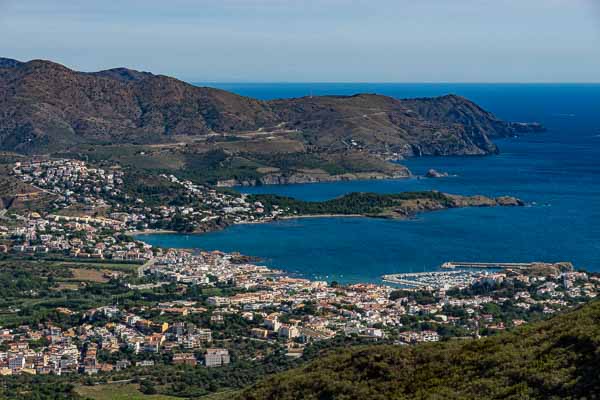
[137, 258, 157, 278]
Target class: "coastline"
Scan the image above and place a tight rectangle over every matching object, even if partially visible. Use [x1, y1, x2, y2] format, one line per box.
[131, 214, 369, 237]
[131, 196, 519, 238]
[126, 229, 178, 236]
[275, 213, 366, 220]
[217, 170, 412, 188]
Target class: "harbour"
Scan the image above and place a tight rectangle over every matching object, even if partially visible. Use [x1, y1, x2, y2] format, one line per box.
[382, 269, 490, 289]
[383, 261, 543, 289]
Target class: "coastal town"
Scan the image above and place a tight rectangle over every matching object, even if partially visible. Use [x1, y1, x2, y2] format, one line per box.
[8, 158, 286, 234]
[0, 5, 597, 397]
[0, 157, 599, 378]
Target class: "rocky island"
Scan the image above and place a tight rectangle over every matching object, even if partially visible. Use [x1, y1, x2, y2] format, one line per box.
[425, 168, 450, 178]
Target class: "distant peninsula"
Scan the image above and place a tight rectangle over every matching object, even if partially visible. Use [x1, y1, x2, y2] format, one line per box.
[0, 57, 544, 186]
[250, 191, 524, 222]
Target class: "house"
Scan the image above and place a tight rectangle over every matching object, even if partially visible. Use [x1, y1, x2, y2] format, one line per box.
[8, 355, 25, 371]
[251, 328, 269, 339]
[204, 349, 230, 367]
[197, 329, 212, 343]
[207, 296, 231, 307]
[365, 328, 384, 338]
[278, 324, 299, 340]
[115, 359, 131, 371]
[136, 360, 155, 367]
[172, 353, 197, 366]
[263, 314, 280, 331]
[421, 330, 440, 342]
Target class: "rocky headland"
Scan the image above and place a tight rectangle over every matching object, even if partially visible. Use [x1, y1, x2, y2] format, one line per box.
[249, 191, 524, 222]
[0, 57, 545, 186]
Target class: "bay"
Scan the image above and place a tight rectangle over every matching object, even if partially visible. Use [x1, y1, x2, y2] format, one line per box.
[138, 84, 600, 283]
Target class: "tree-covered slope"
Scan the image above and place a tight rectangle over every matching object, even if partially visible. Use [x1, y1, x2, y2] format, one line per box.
[238, 300, 600, 400]
[251, 191, 523, 219]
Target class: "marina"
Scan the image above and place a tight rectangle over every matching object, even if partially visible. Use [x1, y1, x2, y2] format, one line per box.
[382, 269, 489, 289]
[383, 261, 545, 289]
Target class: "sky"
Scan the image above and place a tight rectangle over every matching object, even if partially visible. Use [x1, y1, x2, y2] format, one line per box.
[0, 0, 599, 82]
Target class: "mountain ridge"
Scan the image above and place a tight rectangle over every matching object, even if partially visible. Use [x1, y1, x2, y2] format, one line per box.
[0, 57, 545, 184]
[0, 57, 542, 155]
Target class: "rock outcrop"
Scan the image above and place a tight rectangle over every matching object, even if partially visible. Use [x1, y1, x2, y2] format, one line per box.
[446, 194, 524, 208]
[425, 169, 449, 178]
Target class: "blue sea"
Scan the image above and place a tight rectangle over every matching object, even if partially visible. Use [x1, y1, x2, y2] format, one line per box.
[138, 84, 600, 283]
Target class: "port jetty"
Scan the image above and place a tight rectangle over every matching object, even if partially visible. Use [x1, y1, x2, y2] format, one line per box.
[441, 261, 535, 270]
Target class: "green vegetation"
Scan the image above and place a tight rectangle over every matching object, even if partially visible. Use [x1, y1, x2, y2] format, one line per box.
[183, 149, 264, 184]
[176, 147, 405, 185]
[237, 300, 600, 400]
[119, 169, 195, 207]
[130, 356, 296, 398]
[0, 257, 138, 327]
[75, 383, 180, 400]
[0, 377, 80, 400]
[251, 191, 454, 217]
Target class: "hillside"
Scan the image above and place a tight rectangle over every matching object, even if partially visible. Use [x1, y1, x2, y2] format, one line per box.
[0, 58, 277, 153]
[0, 153, 56, 210]
[0, 57, 544, 184]
[237, 300, 600, 400]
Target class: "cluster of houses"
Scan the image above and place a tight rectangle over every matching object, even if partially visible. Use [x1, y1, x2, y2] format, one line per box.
[0, 306, 230, 376]
[10, 158, 287, 234]
[0, 212, 153, 261]
[1, 157, 599, 376]
[0, 241, 597, 376]
[12, 159, 124, 210]
[158, 173, 285, 225]
[147, 250, 600, 346]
